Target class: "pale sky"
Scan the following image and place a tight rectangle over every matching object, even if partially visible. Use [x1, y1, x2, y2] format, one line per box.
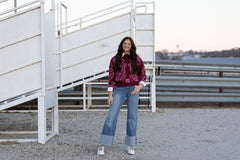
[1, 0, 240, 52]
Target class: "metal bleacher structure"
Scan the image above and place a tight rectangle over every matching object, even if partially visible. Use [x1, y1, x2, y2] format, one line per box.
[0, 0, 155, 143]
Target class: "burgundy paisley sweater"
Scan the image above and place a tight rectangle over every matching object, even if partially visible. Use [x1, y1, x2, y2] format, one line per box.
[108, 53, 146, 91]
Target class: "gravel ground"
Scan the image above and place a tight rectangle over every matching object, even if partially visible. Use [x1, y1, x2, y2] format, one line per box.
[0, 108, 240, 160]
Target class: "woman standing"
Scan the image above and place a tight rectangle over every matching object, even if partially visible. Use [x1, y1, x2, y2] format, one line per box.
[97, 36, 146, 155]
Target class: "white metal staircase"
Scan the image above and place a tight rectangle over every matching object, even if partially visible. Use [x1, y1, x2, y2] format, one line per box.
[0, 0, 58, 144]
[56, 0, 156, 111]
[0, 0, 155, 143]
[56, 1, 142, 90]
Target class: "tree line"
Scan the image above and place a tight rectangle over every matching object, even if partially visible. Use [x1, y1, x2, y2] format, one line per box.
[155, 47, 240, 60]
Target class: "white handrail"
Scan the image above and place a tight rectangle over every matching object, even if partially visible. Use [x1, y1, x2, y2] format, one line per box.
[0, 0, 40, 16]
[85, 82, 151, 85]
[60, 12, 131, 32]
[81, 0, 130, 19]
[55, 1, 155, 35]
[56, 0, 132, 34]
[56, 0, 131, 27]
[135, 1, 154, 13]
[136, 1, 155, 4]
[81, 6, 131, 23]
[0, 0, 8, 3]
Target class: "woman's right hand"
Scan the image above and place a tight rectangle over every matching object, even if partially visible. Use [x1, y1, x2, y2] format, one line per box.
[108, 95, 113, 105]
[108, 91, 113, 105]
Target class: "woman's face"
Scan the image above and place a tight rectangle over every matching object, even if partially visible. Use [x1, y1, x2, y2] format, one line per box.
[122, 39, 131, 53]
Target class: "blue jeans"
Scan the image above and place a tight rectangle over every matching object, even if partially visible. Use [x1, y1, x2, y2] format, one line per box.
[99, 86, 139, 146]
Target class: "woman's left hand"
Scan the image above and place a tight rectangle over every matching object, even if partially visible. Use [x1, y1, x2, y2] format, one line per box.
[131, 85, 143, 96]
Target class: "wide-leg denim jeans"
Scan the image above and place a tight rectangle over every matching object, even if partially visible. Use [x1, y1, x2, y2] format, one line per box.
[99, 86, 139, 146]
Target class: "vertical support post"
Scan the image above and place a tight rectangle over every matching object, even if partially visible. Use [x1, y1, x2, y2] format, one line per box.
[51, 0, 55, 11]
[157, 66, 161, 75]
[65, 6, 68, 33]
[51, 107, 54, 132]
[147, 77, 151, 107]
[153, 1, 155, 68]
[83, 83, 86, 111]
[152, 2, 156, 112]
[59, 3, 63, 88]
[130, 0, 135, 40]
[87, 84, 92, 108]
[57, 4, 59, 33]
[53, 103, 59, 134]
[39, 1, 46, 144]
[219, 72, 223, 93]
[14, 0, 17, 13]
[151, 68, 156, 112]
[219, 71, 223, 107]
[51, 107, 54, 133]
[38, 95, 46, 144]
[79, 18, 82, 29]
[40, 0, 45, 94]
[74, 86, 80, 105]
[50, 91, 59, 135]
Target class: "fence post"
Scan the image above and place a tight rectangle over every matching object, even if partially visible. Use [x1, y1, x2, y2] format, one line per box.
[151, 68, 156, 112]
[219, 71, 223, 107]
[83, 83, 86, 111]
[87, 84, 92, 109]
[38, 95, 46, 144]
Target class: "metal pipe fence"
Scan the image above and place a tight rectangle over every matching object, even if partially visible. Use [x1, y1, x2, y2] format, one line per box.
[59, 60, 240, 107]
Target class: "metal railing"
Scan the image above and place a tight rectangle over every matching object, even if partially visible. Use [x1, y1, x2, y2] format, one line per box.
[0, 0, 59, 144]
[56, 1, 67, 88]
[42, 0, 155, 111]
[55, 0, 134, 90]
[56, 0, 132, 35]
[155, 60, 240, 103]
[58, 81, 153, 111]
[58, 60, 240, 107]
[135, 1, 155, 13]
[0, 0, 41, 20]
[56, 1, 68, 35]
[0, 0, 8, 3]
[156, 60, 240, 72]
[0, 0, 45, 105]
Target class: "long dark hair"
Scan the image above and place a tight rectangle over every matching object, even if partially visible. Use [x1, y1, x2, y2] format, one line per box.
[114, 37, 139, 74]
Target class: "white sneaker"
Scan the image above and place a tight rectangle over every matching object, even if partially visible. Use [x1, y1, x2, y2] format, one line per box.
[127, 146, 135, 155]
[97, 145, 105, 156]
